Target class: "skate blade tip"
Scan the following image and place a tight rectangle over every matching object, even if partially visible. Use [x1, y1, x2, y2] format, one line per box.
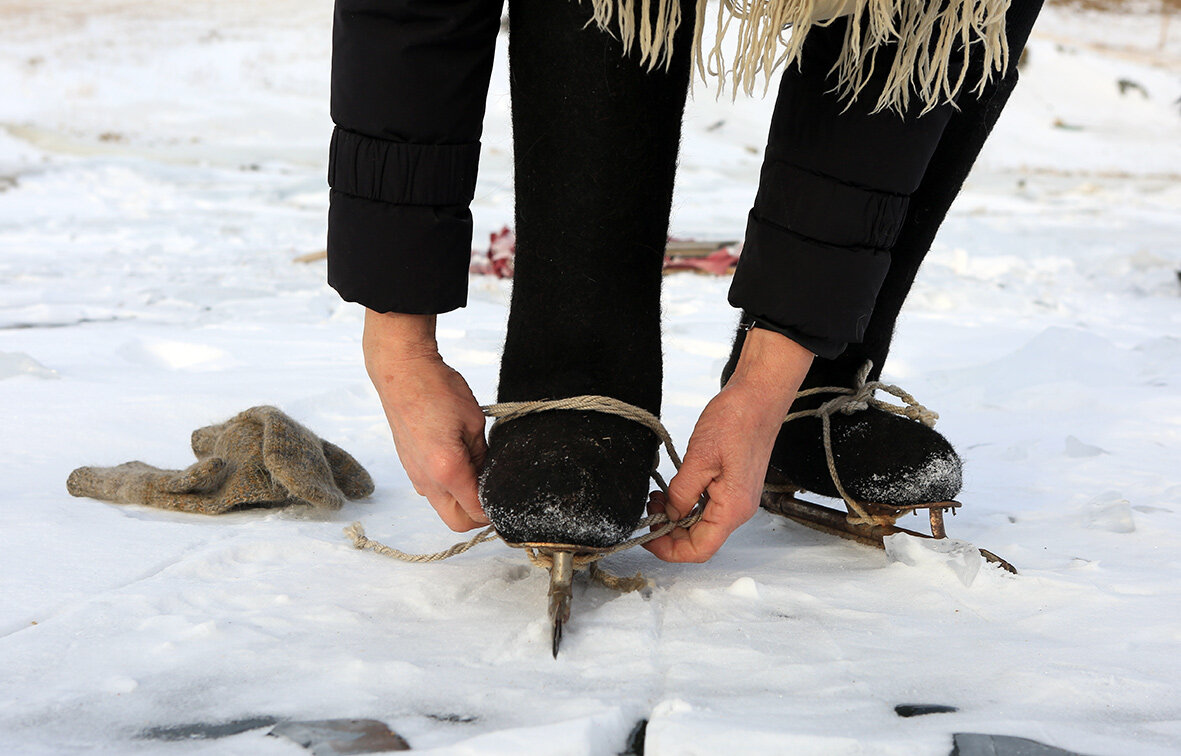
[552, 619, 563, 658]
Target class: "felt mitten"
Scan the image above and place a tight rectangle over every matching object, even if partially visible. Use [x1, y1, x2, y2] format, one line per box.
[68, 406, 374, 514]
[65, 459, 231, 514]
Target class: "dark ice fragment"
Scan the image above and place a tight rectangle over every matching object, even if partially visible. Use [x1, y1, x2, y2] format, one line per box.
[139, 716, 278, 741]
[619, 719, 647, 756]
[951, 733, 1090, 756]
[269, 719, 410, 754]
[895, 703, 959, 717]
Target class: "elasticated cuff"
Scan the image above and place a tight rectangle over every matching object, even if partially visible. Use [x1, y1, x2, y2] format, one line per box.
[326, 127, 483, 314]
[327, 190, 471, 314]
[328, 126, 481, 206]
[729, 210, 892, 360]
[754, 161, 910, 250]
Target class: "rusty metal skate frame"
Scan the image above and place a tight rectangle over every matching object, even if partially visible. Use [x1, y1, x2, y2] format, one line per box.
[506, 540, 615, 657]
[760, 485, 1017, 574]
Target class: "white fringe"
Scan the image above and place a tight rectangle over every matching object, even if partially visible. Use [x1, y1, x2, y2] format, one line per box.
[582, 0, 1012, 114]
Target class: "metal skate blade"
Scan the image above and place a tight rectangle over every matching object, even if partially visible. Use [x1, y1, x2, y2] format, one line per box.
[505, 541, 612, 657]
[547, 550, 574, 658]
[760, 488, 1018, 574]
[551, 617, 563, 658]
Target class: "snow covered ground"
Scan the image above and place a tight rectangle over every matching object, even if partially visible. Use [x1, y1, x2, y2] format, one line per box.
[1, 1, 1179, 754]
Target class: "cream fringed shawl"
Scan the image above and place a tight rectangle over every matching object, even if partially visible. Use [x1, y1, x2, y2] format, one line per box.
[582, 0, 1013, 113]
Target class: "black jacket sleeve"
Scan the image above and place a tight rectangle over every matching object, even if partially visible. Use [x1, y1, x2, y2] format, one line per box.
[730, 0, 1041, 360]
[326, 0, 503, 314]
[729, 18, 955, 359]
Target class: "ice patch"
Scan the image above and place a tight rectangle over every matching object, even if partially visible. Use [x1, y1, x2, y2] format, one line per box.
[1086, 491, 1136, 534]
[101, 676, 138, 694]
[420, 709, 630, 754]
[884, 533, 983, 587]
[0, 351, 57, 379]
[1065, 435, 1108, 458]
[950, 327, 1133, 394]
[650, 698, 693, 718]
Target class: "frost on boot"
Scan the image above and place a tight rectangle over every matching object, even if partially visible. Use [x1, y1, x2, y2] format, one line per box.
[723, 326, 962, 508]
[484, 0, 690, 550]
[769, 402, 962, 507]
[479, 410, 657, 548]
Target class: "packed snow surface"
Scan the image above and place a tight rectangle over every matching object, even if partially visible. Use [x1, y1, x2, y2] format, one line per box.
[2, 2, 1179, 754]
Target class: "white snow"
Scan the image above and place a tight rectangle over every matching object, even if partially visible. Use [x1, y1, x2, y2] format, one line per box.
[1, 2, 1179, 754]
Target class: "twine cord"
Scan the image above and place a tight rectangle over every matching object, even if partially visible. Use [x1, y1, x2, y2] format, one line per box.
[778, 360, 938, 525]
[345, 360, 937, 579]
[346, 395, 705, 592]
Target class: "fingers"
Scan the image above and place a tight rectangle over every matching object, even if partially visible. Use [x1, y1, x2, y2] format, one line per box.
[665, 449, 717, 520]
[401, 444, 490, 531]
[426, 491, 484, 532]
[643, 494, 739, 563]
[420, 449, 490, 528]
[466, 427, 488, 472]
[448, 462, 490, 527]
[647, 437, 726, 562]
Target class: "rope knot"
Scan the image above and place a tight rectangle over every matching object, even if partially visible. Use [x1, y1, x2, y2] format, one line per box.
[344, 363, 943, 580]
[837, 397, 871, 415]
[345, 394, 706, 592]
[781, 360, 943, 525]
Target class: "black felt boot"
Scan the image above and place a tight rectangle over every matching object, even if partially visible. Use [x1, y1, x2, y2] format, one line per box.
[723, 0, 1043, 507]
[724, 324, 963, 506]
[478, 0, 692, 547]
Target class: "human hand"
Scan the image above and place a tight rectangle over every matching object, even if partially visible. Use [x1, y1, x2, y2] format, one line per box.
[643, 327, 813, 562]
[364, 310, 489, 531]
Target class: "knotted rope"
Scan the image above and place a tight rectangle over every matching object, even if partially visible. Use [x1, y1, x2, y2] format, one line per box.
[345, 360, 939, 578]
[346, 395, 705, 593]
[774, 360, 939, 526]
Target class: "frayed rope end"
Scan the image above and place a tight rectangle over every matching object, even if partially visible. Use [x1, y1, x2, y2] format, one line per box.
[344, 522, 367, 548]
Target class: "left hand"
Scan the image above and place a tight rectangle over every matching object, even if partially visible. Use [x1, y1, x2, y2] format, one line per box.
[643, 327, 813, 563]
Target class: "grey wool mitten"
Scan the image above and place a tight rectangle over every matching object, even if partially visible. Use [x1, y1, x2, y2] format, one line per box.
[67, 406, 374, 514]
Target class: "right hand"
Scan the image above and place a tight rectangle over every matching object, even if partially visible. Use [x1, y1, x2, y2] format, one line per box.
[363, 310, 490, 531]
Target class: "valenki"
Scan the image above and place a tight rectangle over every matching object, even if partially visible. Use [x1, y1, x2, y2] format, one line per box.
[583, 0, 1012, 112]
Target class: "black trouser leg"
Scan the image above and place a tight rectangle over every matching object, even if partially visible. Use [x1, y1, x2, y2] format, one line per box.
[498, 0, 692, 414]
[727, 0, 1045, 389]
[481, 0, 694, 547]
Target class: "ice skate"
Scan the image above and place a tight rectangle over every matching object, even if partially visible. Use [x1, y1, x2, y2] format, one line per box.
[474, 0, 694, 654]
[712, 18, 1034, 572]
[480, 409, 660, 656]
[723, 327, 1015, 572]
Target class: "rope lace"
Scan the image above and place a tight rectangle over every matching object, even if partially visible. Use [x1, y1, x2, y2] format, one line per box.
[345, 361, 937, 580]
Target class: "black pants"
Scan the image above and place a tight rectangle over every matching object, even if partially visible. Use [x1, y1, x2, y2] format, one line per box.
[327, 0, 1043, 365]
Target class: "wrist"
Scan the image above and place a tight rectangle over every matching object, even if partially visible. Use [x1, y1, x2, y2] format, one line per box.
[727, 326, 813, 409]
[363, 310, 440, 366]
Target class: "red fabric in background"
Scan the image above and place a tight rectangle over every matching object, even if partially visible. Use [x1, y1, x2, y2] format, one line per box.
[470, 226, 740, 278]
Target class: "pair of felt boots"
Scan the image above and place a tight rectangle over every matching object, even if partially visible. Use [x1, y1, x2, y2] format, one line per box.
[479, 325, 963, 549]
[475, 0, 1040, 550]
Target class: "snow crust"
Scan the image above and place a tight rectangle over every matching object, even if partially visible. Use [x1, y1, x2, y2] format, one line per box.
[883, 534, 983, 587]
[1, 2, 1179, 754]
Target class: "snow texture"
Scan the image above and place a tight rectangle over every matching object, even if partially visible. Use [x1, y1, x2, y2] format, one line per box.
[1, 2, 1179, 754]
[883, 534, 984, 587]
